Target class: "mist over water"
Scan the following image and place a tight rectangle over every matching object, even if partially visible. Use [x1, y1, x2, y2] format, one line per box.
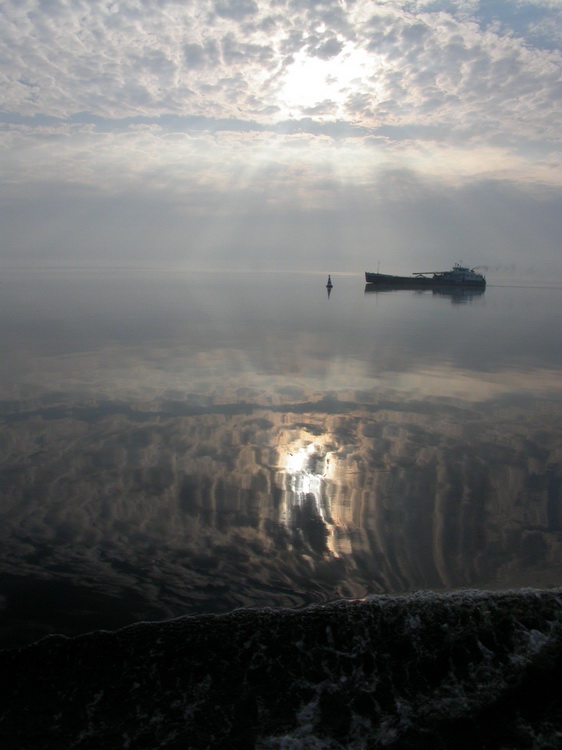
[1, 270, 561, 647]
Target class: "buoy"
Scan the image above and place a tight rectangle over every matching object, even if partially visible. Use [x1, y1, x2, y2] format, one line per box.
[326, 274, 333, 288]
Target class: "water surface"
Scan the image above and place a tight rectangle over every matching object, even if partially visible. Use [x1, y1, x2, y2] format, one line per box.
[1, 270, 561, 646]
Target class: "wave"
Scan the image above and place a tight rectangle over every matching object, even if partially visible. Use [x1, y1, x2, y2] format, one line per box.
[2, 589, 562, 749]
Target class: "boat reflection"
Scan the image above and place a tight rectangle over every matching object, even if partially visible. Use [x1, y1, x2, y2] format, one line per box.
[364, 284, 486, 303]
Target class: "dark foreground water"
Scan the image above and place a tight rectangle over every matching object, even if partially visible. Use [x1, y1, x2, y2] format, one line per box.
[0, 270, 561, 746]
[2, 589, 562, 749]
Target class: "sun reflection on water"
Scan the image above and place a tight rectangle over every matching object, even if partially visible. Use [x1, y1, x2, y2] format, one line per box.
[278, 437, 344, 556]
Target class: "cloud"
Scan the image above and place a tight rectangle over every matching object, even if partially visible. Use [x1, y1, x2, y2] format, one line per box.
[214, 0, 259, 21]
[183, 40, 221, 69]
[307, 36, 345, 59]
[1, 0, 559, 132]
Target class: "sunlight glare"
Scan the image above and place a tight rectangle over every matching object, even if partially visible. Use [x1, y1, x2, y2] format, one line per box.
[279, 44, 374, 118]
[285, 443, 323, 476]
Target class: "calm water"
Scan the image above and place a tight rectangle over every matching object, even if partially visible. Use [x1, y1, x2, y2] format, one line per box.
[1, 270, 561, 647]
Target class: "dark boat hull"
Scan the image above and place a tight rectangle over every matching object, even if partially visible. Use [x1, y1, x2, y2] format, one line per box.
[365, 272, 486, 287]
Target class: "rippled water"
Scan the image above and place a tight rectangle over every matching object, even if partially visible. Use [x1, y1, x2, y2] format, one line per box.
[1, 270, 561, 647]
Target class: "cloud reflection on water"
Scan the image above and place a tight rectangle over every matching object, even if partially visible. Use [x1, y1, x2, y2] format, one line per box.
[0, 273, 561, 645]
[2, 389, 561, 643]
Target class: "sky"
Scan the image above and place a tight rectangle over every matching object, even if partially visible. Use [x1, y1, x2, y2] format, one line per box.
[1, 0, 561, 279]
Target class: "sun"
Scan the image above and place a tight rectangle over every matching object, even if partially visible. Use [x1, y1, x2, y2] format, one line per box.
[279, 43, 374, 119]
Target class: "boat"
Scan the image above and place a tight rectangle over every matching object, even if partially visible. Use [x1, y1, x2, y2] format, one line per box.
[365, 263, 486, 287]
